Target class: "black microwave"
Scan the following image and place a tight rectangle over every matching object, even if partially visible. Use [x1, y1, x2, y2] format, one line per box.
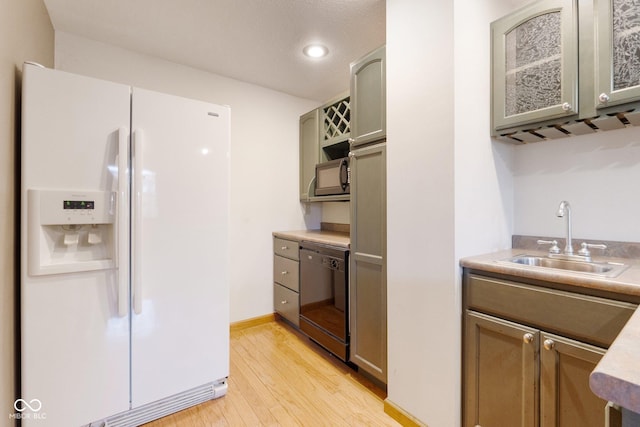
[315, 157, 349, 196]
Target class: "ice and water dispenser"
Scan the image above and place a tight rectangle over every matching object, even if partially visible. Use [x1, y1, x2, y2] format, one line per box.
[27, 189, 116, 275]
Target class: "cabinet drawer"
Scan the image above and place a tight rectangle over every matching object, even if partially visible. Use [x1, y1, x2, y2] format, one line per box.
[274, 255, 299, 292]
[274, 237, 299, 260]
[274, 283, 299, 327]
[466, 274, 637, 348]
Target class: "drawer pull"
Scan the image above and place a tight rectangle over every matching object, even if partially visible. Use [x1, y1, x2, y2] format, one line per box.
[281, 246, 288, 250]
[543, 339, 555, 351]
[281, 271, 288, 275]
[281, 300, 288, 305]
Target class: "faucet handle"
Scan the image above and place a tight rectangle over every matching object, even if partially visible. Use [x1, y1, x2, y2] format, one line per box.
[537, 239, 561, 254]
[578, 242, 607, 258]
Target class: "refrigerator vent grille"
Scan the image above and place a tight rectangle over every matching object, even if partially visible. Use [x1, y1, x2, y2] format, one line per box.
[91, 380, 227, 427]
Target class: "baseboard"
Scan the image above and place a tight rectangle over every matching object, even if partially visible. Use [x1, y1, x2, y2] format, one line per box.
[230, 313, 276, 333]
[384, 398, 427, 427]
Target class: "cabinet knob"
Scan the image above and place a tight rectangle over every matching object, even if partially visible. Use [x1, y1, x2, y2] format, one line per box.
[281, 300, 288, 305]
[561, 102, 572, 112]
[599, 93, 610, 103]
[523, 333, 534, 344]
[543, 339, 555, 351]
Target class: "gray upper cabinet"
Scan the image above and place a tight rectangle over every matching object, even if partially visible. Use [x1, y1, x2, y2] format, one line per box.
[491, 0, 578, 132]
[350, 46, 386, 147]
[492, 0, 640, 140]
[299, 109, 319, 201]
[299, 93, 351, 203]
[595, 0, 640, 110]
[320, 92, 351, 162]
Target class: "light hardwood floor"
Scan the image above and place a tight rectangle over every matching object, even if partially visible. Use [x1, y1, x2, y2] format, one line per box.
[144, 319, 400, 426]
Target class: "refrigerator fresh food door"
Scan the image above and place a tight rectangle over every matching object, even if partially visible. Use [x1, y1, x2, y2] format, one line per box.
[130, 88, 230, 407]
[20, 64, 131, 426]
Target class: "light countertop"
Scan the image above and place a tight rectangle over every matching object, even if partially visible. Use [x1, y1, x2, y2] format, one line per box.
[460, 248, 640, 413]
[273, 229, 350, 249]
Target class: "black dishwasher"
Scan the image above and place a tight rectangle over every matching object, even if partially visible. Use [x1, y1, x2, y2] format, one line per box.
[299, 241, 349, 362]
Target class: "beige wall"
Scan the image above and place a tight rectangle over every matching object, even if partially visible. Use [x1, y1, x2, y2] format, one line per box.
[0, 0, 53, 421]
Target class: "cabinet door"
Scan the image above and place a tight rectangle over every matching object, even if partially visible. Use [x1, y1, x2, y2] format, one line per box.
[274, 283, 300, 327]
[491, 0, 578, 131]
[464, 311, 538, 427]
[350, 46, 386, 147]
[299, 109, 319, 201]
[595, 0, 640, 110]
[539, 332, 608, 427]
[349, 142, 386, 383]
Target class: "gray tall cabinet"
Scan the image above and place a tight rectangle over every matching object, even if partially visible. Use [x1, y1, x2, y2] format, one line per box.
[349, 45, 387, 384]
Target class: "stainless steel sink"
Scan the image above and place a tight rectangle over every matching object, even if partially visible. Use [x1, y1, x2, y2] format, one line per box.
[501, 255, 629, 278]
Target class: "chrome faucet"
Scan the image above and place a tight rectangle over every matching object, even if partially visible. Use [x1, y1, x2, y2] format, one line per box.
[556, 201, 573, 255]
[548, 200, 608, 262]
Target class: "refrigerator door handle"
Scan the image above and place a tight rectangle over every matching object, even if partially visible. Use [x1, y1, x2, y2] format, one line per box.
[117, 126, 129, 318]
[133, 129, 144, 315]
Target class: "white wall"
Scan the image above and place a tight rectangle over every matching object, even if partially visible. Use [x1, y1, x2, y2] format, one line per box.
[387, 1, 640, 426]
[1, 0, 53, 420]
[454, 0, 515, 261]
[386, 1, 457, 426]
[513, 128, 640, 242]
[320, 201, 350, 225]
[54, 32, 321, 322]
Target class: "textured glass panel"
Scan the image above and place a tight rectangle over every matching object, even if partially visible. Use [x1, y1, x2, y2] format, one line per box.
[505, 12, 562, 116]
[612, 0, 640, 91]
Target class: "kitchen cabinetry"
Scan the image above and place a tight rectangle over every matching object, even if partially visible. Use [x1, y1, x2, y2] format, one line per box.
[350, 46, 386, 147]
[594, 0, 640, 112]
[273, 237, 300, 327]
[492, 0, 640, 141]
[299, 109, 319, 201]
[463, 272, 637, 427]
[320, 92, 351, 161]
[299, 93, 351, 202]
[349, 142, 386, 384]
[491, 0, 578, 132]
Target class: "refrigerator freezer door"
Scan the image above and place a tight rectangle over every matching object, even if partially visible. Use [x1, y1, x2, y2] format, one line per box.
[130, 88, 230, 407]
[20, 65, 131, 426]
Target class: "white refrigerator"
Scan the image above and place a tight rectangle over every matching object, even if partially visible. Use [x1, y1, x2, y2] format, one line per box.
[19, 63, 230, 426]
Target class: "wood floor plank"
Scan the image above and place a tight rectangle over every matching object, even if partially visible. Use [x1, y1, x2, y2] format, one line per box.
[144, 320, 400, 426]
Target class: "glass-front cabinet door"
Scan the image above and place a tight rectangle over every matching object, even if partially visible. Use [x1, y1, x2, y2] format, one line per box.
[595, 0, 640, 110]
[492, 0, 578, 132]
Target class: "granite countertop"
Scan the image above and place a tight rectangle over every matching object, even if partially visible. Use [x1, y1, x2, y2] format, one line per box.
[460, 245, 640, 413]
[460, 248, 640, 297]
[273, 229, 350, 249]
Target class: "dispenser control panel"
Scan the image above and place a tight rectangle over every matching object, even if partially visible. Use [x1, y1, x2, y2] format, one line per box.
[63, 200, 95, 210]
[30, 189, 114, 225]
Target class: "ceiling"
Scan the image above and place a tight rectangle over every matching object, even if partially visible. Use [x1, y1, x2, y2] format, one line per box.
[43, 0, 386, 102]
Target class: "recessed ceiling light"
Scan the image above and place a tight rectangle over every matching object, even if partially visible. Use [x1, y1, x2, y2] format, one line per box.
[303, 44, 329, 58]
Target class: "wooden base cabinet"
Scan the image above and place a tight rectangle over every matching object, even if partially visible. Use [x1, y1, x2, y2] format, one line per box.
[465, 312, 538, 427]
[273, 237, 299, 327]
[462, 272, 637, 427]
[465, 311, 608, 427]
[349, 142, 386, 384]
